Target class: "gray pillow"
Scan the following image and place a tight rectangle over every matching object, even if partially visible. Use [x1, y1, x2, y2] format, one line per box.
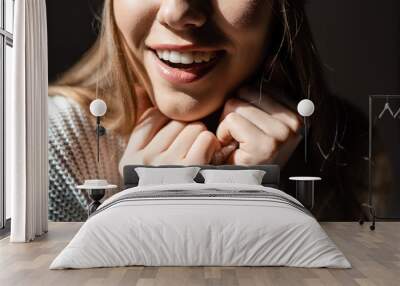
[135, 167, 201, 186]
[200, 169, 266, 185]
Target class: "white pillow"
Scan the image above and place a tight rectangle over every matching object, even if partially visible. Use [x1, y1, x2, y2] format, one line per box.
[200, 169, 266, 185]
[135, 167, 201, 186]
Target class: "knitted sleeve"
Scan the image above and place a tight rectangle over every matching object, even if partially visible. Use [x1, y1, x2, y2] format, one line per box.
[48, 95, 125, 221]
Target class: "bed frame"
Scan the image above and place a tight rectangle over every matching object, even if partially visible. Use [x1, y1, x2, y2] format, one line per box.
[123, 165, 280, 189]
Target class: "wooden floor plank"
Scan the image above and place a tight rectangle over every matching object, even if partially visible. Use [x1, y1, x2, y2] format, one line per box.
[0, 222, 399, 286]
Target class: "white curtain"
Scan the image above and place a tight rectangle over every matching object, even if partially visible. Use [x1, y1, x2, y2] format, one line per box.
[7, 0, 48, 242]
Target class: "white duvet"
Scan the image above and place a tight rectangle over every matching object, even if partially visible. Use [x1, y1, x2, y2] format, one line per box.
[50, 183, 351, 269]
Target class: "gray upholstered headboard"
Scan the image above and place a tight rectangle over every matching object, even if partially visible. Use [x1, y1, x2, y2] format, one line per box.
[123, 165, 280, 189]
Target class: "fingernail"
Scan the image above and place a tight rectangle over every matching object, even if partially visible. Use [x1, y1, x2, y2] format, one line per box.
[224, 141, 239, 152]
[220, 142, 238, 159]
[212, 141, 239, 164]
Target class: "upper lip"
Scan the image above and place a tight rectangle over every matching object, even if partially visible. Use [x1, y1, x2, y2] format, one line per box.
[147, 43, 222, 52]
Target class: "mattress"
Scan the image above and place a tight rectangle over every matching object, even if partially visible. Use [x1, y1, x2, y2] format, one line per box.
[50, 183, 351, 269]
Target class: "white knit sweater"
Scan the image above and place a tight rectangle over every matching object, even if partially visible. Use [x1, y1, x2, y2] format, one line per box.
[48, 96, 125, 221]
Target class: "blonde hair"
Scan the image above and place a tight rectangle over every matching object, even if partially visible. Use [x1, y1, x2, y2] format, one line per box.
[49, 0, 151, 136]
[49, 0, 328, 137]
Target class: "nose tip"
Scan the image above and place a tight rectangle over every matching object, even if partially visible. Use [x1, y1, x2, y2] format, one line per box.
[157, 0, 207, 31]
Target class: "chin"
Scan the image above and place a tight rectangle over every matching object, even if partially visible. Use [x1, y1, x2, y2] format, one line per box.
[157, 101, 209, 122]
[154, 91, 223, 122]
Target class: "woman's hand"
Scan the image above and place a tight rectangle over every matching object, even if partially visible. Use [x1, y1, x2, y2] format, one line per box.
[119, 108, 220, 175]
[215, 87, 302, 166]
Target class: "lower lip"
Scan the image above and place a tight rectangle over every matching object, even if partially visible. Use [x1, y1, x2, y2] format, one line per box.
[151, 51, 222, 84]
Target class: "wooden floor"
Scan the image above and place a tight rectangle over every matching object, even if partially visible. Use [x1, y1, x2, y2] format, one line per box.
[0, 222, 399, 286]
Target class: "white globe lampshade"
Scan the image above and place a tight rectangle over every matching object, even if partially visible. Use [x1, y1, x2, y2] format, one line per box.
[90, 99, 107, 117]
[297, 99, 315, 117]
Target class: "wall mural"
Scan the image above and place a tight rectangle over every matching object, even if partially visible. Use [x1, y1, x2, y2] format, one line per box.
[46, 0, 400, 222]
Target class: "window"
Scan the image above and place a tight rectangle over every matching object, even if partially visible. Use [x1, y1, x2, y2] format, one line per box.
[0, 0, 14, 231]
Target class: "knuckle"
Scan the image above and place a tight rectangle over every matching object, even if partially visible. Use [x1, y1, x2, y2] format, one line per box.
[174, 120, 187, 129]
[279, 125, 291, 141]
[225, 112, 239, 124]
[188, 121, 207, 132]
[225, 98, 241, 108]
[199, 130, 216, 143]
[291, 116, 302, 132]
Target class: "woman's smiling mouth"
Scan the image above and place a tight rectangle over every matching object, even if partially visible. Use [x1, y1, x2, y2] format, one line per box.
[148, 45, 225, 84]
[156, 50, 218, 64]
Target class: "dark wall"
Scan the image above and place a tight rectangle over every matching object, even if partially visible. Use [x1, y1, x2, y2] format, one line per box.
[47, 0, 400, 114]
[46, 0, 103, 82]
[306, 0, 400, 114]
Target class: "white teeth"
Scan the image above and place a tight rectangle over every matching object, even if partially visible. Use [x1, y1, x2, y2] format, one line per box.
[194, 52, 203, 63]
[180, 53, 194, 64]
[162, 50, 170, 61]
[169, 51, 181, 63]
[155, 50, 218, 65]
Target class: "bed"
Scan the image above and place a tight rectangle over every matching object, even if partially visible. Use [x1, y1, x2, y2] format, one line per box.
[50, 165, 350, 269]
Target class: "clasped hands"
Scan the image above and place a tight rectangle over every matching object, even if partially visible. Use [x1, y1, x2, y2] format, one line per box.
[119, 87, 302, 175]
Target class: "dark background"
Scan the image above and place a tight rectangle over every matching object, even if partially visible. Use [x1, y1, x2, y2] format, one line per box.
[46, 0, 400, 218]
[47, 0, 103, 82]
